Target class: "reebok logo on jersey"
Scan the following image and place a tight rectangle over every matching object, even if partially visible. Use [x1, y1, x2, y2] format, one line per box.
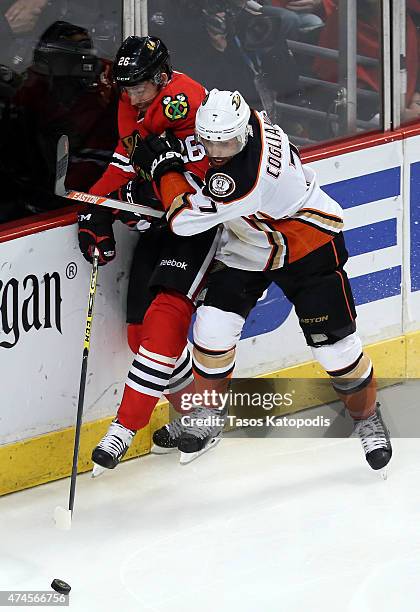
[208, 173, 236, 198]
[160, 259, 188, 269]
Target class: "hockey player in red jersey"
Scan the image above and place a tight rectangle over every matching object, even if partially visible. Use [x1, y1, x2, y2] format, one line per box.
[90, 37, 209, 196]
[133, 88, 392, 471]
[77, 36, 221, 473]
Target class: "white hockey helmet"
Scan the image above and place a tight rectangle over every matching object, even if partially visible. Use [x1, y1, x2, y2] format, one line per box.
[195, 89, 251, 159]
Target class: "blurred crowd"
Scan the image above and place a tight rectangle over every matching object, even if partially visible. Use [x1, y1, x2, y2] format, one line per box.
[1, 0, 420, 223]
[149, 0, 420, 139]
[0, 0, 121, 222]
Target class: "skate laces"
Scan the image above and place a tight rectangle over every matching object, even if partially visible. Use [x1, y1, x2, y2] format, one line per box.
[353, 412, 390, 454]
[98, 421, 135, 457]
[165, 416, 185, 440]
[185, 406, 225, 439]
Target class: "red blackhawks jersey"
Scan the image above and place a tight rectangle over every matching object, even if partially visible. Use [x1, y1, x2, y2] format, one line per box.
[167, 111, 344, 272]
[90, 71, 208, 195]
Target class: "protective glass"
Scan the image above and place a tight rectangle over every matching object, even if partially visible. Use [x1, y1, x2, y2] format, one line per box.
[196, 134, 244, 158]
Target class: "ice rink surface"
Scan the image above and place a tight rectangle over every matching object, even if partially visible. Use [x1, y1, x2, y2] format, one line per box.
[1, 420, 420, 612]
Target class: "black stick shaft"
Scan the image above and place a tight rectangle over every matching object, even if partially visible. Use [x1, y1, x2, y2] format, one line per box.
[68, 250, 100, 513]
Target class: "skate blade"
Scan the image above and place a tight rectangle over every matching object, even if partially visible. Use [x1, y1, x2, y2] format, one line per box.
[380, 468, 388, 481]
[151, 444, 178, 455]
[91, 463, 107, 478]
[179, 436, 221, 465]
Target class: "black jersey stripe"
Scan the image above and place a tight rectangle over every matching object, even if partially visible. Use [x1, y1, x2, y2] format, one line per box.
[171, 353, 191, 377]
[327, 353, 364, 377]
[331, 366, 373, 395]
[193, 342, 234, 356]
[127, 371, 166, 392]
[249, 215, 276, 232]
[192, 362, 235, 379]
[264, 233, 279, 271]
[131, 360, 172, 380]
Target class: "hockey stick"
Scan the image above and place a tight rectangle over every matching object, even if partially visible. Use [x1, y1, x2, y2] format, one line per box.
[54, 248, 100, 530]
[55, 135, 164, 218]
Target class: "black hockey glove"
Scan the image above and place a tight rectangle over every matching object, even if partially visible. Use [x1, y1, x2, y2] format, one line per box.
[78, 206, 116, 266]
[130, 133, 185, 185]
[108, 179, 165, 230]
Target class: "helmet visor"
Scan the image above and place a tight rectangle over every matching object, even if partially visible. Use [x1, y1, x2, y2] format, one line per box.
[122, 79, 160, 110]
[196, 134, 244, 159]
[122, 80, 150, 96]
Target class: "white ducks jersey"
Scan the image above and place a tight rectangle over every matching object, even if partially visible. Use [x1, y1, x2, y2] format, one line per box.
[167, 110, 344, 271]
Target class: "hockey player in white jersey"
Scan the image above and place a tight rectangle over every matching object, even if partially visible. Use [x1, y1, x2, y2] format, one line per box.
[134, 88, 392, 471]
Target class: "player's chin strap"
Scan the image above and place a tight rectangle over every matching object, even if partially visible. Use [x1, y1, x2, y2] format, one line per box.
[55, 135, 165, 218]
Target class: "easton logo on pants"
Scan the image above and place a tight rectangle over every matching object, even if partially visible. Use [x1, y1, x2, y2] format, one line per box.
[160, 259, 188, 269]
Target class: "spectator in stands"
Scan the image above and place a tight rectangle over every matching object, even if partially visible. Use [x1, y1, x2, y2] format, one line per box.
[0, 0, 66, 71]
[0, 0, 120, 72]
[313, 0, 420, 124]
[149, 0, 300, 112]
[2, 0, 48, 34]
[270, 0, 330, 39]
[0, 21, 118, 220]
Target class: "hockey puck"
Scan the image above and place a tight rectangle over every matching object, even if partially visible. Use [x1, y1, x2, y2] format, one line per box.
[51, 579, 71, 594]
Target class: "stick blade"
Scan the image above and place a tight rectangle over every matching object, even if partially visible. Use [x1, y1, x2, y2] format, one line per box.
[55, 135, 69, 197]
[53, 506, 72, 530]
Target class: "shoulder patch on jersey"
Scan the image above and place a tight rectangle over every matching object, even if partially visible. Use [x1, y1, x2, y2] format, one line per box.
[162, 93, 189, 121]
[208, 173, 236, 198]
[122, 133, 135, 158]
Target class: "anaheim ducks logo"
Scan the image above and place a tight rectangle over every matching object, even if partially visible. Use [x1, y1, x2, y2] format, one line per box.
[232, 93, 241, 111]
[146, 39, 156, 51]
[162, 93, 189, 121]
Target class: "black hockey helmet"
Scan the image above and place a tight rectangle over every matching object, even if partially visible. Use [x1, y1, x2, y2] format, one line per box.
[113, 36, 172, 87]
[33, 21, 100, 80]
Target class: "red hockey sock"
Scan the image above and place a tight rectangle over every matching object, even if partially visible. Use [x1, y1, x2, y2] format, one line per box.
[117, 385, 157, 430]
[165, 378, 196, 414]
[336, 376, 377, 420]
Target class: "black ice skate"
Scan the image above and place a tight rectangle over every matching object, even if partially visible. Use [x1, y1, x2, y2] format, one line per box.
[151, 415, 186, 454]
[91, 420, 136, 477]
[353, 405, 392, 478]
[178, 406, 227, 465]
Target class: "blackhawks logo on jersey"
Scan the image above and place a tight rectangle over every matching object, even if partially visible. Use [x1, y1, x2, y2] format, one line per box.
[162, 93, 189, 121]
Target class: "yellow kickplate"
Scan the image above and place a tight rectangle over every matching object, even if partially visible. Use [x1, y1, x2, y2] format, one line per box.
[0, 332, 418, 496]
